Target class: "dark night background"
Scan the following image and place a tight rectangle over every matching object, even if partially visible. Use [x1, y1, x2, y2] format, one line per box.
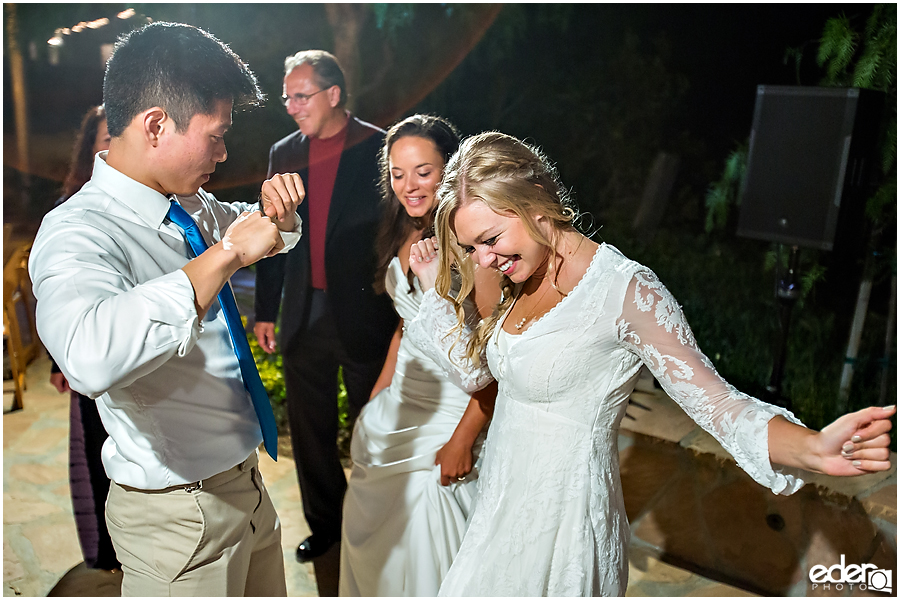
[3, 4, 875, 207]
[3, 4, 896, 436]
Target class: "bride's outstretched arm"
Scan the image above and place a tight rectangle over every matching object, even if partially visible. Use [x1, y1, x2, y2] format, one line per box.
[616, 268, 895, 494]
[616, 268, 804, 493]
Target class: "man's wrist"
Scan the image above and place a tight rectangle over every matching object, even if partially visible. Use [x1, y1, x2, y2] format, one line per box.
[275, 213, 297, 232]
[205, 239, 244, 274]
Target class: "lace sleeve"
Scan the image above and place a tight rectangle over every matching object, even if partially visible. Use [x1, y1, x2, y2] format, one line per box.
[405, 288, 495, 393]
[616, 269, 806, 495]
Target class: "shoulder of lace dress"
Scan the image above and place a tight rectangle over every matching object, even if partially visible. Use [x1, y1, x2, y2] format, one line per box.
[405, 288, 494, 393]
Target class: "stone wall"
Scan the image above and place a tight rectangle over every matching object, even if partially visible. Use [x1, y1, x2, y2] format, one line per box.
[620, 379, 896, 597]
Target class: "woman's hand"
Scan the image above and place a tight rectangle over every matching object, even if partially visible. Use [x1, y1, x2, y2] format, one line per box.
[435, 433, 474, 486]
[813, 405, 895, 476]
[409, 236, 440, 291]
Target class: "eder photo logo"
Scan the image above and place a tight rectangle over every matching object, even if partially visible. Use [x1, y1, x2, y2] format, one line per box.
[809, 555, 892, 593]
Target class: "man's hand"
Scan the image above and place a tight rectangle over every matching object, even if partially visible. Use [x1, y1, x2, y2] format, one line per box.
[261, 173, 304, 232]
[50, 372, 70, 394]
[183, 211, 282, 319]
[222, 211, 283, 267]
[255, 321, 277, 354]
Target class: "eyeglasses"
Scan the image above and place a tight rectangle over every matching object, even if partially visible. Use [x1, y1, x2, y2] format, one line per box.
[281, 87, 329, 107]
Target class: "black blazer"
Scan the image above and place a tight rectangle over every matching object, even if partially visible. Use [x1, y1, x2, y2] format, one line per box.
[255, 115, 398, 362]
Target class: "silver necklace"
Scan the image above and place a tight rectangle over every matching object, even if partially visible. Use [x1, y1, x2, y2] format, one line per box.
[512, 236, 584, 330]
[513, 279, 559, 330]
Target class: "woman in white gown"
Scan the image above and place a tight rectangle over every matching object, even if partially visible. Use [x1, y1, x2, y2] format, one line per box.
[405, 131, 896, 596]
[339, 115, 500, 596]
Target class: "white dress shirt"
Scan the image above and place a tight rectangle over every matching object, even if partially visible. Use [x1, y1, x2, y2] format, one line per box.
[29, 152, 301, 490]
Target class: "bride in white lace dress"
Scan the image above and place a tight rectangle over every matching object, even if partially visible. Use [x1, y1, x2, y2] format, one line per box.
[405, 132, 896, 596]
[339, 116, 500, 596]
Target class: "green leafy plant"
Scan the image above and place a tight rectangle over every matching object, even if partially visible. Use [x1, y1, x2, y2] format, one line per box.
[336, 367, 350, 433]
[704, 144, 747, 233]
[244, 317, 350, 440]
[761, 248, 828, 309]
[245, 317, 287, 431]
[818, 5, 896, 233]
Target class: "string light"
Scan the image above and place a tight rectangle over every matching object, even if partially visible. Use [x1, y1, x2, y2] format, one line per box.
[47, 9, 139, 45]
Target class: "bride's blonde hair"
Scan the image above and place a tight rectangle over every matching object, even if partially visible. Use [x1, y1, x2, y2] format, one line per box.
[434, 132, 579, 362]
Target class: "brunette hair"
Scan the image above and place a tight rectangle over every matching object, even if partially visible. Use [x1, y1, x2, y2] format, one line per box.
[373, 114, 460, 294]
[433, 131, 579, 361]
[62, 105, 106, 200]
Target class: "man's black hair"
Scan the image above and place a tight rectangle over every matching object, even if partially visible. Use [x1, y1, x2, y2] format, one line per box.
[103, 22, 265, 137]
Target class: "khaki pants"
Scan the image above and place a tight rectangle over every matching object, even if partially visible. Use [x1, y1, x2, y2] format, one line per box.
[105, 452, 286, 596]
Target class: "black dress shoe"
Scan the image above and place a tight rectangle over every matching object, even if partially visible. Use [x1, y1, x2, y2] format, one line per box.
[296, 534, 337, 563]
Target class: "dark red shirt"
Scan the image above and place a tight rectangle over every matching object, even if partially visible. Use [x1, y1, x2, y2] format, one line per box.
[307, 123, 348, 290]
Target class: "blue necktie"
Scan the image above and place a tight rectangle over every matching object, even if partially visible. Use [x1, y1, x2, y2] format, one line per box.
[167, 200, 277, 460]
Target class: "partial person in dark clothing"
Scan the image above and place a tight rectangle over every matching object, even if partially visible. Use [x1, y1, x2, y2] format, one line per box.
[60, 105, 111, 201]
[48, 104, 120, 572]
[253, 50, 397, 591]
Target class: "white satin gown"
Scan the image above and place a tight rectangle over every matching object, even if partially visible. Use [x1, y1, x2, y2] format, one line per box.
[406, 243, 807, 596]
[339, 257, 485, 596]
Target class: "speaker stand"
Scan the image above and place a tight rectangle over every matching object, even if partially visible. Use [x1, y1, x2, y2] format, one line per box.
[764, 245, 800, 410]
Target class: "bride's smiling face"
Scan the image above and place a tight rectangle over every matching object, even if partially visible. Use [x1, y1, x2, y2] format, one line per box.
[452, 200, 549, 283]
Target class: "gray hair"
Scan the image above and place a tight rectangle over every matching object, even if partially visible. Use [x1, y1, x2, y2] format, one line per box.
[283, 49, 347, 108]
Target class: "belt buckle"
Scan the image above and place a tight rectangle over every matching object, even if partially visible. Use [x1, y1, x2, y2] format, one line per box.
[184, 480, 203, 493]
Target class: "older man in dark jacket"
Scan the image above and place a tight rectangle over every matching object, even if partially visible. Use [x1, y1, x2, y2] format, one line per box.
[254, 50, 397, 592]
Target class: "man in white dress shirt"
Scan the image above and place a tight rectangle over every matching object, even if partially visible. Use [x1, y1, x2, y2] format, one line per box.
[29, 22, 304, 596]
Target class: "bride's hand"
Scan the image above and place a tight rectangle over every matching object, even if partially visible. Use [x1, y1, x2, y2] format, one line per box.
[813, 405, 895, 476]
[409, 236, 439, 291]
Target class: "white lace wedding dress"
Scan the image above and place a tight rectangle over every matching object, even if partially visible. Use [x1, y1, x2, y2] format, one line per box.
[339, 257, 485, 596]
[406, 243, 806, 596]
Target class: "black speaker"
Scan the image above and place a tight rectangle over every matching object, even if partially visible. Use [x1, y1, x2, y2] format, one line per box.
[737, 85, 884, 251]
